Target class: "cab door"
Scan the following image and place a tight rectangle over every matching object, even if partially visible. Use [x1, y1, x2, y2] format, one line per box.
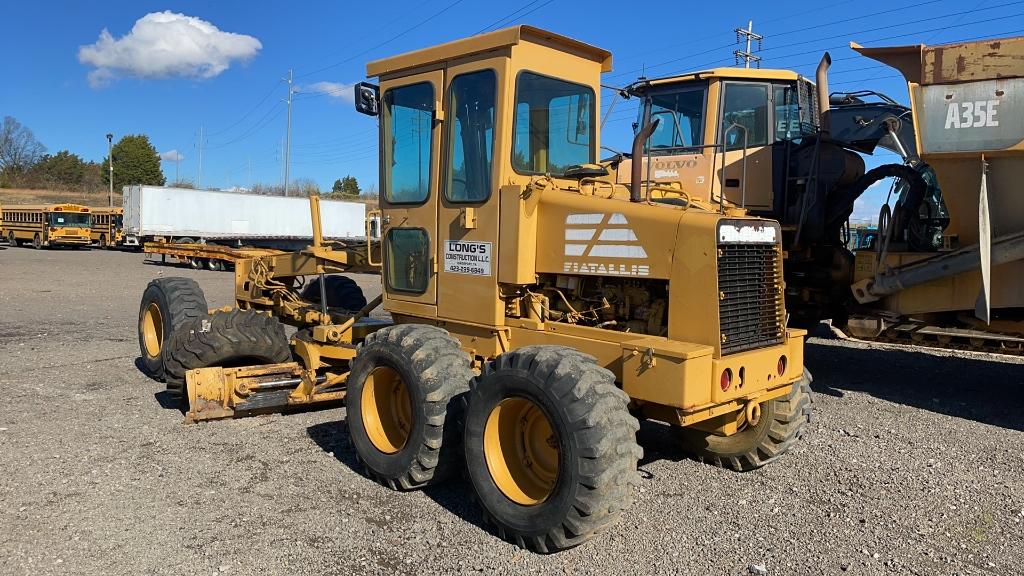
[379, 71, 444, 310]
[436, 60, 504, 325]
[712, 81, 775, 210]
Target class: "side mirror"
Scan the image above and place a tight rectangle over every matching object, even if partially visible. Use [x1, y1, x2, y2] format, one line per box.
[354, 82, 380, 116]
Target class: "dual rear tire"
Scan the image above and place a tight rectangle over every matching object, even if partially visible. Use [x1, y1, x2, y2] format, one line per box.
[346, 337, 642, 553]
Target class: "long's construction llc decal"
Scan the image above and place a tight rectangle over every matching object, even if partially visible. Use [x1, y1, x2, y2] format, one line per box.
[563, 212, 650, 277]
[444, 240, 492, 276]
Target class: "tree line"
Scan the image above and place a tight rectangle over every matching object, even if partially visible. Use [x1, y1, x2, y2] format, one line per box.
[0, 116, 164, 193]
[0, 115, 372, 201]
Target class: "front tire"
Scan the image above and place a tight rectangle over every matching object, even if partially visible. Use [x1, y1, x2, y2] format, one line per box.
[463, 346, 642, 553]
[346, 325, 472, 489]
[679, 371, 813, 471]
[137, 278, 208, 380]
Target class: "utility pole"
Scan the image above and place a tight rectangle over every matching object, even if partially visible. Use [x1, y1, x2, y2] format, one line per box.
[734, 21, 763, 68]
[283, 69, 296, 197]
[105, 133, 113, 207]
[197, 125, 204, 189]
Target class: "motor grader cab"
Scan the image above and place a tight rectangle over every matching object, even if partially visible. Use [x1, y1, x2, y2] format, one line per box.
[614, 37, 1024, 350]
[136, 26, 811, 553]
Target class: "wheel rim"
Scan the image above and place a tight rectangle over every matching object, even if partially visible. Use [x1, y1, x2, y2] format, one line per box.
[361, 366, 413, 454]
[483, 396, 560, 506]
[142, 303, 164, 358]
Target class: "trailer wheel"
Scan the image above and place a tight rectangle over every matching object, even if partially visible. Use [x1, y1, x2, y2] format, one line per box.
[32, 233, 42, 249]
[163, 309, 291, 398]
[346, 324, 472, 489]
[190, 258, 203, 270]
[206, 258, 223, 271]
[679, 371, 813, 472]
[463, 346, 642, 553]
[137, 277, 208, 380]
[301, 275, 367, 311]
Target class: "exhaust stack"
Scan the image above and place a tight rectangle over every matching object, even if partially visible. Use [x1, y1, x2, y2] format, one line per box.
[630, 117, 660, 202]
[816, 52, 832, 133]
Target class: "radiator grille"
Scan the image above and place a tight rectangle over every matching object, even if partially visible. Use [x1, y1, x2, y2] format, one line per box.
[718, 243, 784, 354]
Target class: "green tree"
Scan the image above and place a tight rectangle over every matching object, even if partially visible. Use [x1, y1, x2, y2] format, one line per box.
[29, 150, 88, 190]
[102, 134, 165, 190]
[333, 175, 360, 198]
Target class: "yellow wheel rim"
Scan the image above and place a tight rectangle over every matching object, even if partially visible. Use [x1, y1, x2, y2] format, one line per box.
[142, 303, 163, 359]
[483, 396, 560, 506]
[361, 366, 413, 454]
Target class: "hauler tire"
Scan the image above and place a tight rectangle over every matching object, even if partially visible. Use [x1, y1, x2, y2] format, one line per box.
[679, 371, 813, 472]
[463, 346, 642, 553]
[162, 308, 291, 398]
[346, 324, 472, 489]
[137, 277, 208, 380]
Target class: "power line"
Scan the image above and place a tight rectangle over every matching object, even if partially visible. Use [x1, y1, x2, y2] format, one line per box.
[295, 0, 468, 80]
[476, 0, 555, 34]
[206, 80, 282, 138]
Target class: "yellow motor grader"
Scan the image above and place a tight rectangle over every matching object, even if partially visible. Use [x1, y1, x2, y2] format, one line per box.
[136, 26, 811, 552]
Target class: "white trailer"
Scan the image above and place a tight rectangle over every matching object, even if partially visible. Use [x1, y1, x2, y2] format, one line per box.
[123, 186, 366, 248]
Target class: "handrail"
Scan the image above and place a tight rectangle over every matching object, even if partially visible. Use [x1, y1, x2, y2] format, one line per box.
[716, 122, 749, 213]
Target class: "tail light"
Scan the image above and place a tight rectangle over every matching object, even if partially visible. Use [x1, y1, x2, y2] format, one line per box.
[777, 356, 787, 376]
[720, 369, 732, 391]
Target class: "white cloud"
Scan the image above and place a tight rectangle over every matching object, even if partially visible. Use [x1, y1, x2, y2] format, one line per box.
[78, 11, 261, 87]
[160, 149, 184, 162]
[305, 81, 357, 103]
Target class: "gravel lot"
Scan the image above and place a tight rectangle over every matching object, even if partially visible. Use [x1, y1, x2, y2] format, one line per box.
[1, 245, 1022, 576]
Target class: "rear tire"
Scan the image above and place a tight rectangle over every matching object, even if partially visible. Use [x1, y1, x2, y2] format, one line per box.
[302, 275, 367, 311]
[137, 277, 208, 380]
[463, 346, 642, 553]
[679, 371, 813, 471]
[162, 309, 291, 398]
[346, 324, 473, 489]
[99, 234, 107, 249]
[32, 234, 42, 249]
[7, 231, 16, 246]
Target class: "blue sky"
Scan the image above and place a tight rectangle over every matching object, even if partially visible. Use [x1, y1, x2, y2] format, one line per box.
[3, 0, 1022, 220]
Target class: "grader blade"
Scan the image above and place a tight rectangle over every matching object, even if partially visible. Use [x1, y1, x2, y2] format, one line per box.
[184, 362, 344, 424]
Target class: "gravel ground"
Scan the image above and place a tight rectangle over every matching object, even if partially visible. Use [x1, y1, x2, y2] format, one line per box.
[0, 245, 1022, 576]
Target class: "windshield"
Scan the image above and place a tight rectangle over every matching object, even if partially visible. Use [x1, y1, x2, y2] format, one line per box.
[641, 86, 706, 154]
[49, 212, 91, 227]
[513, 72, 595, 176]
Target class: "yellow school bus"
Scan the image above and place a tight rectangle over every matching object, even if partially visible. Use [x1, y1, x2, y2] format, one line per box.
[1, 204, 93, 249]
[90, 207, 124, 248]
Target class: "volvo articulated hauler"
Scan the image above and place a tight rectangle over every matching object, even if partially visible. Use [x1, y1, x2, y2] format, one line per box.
[609, 36, 1024, 352]
[137, 26, 811, 552]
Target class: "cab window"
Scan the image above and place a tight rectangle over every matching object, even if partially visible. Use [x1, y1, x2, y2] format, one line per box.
[386, 228, 429, 293]
[383, 82, 434, 204]
[774, 84, 801, 141]
[512, 72, 595, 176]
[447, 70, 496, 203]
[721, 83, 769, 149]
[643, 86, 706, 155]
